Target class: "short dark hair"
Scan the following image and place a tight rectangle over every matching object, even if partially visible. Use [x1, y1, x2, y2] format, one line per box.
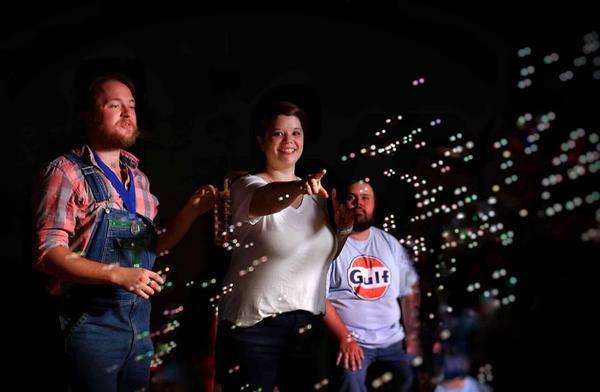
[336, 177, 378, 204]
[253, 101, 308, 139]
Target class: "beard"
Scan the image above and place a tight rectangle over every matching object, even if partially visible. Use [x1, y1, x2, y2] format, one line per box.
[353, 214, 374, 232]
[95, 122, 140, 149]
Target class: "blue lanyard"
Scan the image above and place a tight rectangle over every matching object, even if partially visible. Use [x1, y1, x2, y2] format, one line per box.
[92, 150, 137, 215]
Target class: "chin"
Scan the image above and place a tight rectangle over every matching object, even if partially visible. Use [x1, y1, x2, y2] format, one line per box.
[278, 156, 299, 166]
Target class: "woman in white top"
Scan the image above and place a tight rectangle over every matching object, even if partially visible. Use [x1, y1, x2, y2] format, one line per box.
[216, 101, 353, 392]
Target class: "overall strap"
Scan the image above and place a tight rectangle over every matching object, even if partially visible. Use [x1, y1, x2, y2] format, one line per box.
[63, 152, 111, 202]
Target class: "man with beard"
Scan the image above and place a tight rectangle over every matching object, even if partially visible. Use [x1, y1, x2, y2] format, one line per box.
[33, 74, 217, 391]
[324, 180, 421, 392]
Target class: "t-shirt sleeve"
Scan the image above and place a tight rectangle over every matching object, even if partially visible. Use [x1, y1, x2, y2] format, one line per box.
[395, 242, 419, 297]
[230, 175, 268, 225]
[325, 261, 336, 297]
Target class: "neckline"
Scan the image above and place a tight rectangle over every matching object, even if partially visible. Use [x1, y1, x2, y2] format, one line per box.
[349, 228, 372, 243]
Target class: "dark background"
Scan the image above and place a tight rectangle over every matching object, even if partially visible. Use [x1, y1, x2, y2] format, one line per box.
[4, 1, 598, 390]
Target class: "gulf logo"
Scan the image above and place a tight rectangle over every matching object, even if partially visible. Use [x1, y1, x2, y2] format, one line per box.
[347, 256, 391, 300]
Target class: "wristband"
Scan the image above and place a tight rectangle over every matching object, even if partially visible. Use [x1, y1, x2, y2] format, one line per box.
[336, 226, 353, 236]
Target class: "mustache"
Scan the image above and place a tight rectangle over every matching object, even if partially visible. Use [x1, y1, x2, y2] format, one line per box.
[117, 119, 136, 128]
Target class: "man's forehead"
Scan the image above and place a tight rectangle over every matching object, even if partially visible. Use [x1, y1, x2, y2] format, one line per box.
[98, 81, 134, 99]
[349, 182, 374, 194]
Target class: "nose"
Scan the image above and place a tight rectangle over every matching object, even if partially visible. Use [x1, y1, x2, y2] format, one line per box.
[121, 106, 131, 117]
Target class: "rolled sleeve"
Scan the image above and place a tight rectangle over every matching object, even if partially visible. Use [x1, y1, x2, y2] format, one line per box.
[34, 163, 79, 266]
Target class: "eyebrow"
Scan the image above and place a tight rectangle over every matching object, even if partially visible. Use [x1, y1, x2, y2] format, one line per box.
[272, 127, 302, 132]
[105, 98, 135, 103]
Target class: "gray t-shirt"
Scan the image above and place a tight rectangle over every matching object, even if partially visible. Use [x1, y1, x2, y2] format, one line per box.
[219, 175, 337, 327]
[327, 227, 418, 348]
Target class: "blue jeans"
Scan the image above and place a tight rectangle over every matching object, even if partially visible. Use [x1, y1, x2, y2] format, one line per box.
[217, 310, 326, 392]
[59, 154, 158, 391]
[64, 296, 153, 391]
[339, 341, 413, 392]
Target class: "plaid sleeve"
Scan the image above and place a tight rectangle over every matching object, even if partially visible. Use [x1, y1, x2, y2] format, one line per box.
[34, 161, 79, 266]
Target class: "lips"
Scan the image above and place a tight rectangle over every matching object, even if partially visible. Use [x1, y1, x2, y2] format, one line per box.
[278, 147, 297, 154]
[118, 120, 135, 130]
[353, 208, 366, 215]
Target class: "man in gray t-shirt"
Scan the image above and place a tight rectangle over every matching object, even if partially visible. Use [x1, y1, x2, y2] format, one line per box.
[324, 180, 421, 392]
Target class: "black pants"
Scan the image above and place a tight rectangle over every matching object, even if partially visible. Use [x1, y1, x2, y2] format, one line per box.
[216, 310, 329, 392]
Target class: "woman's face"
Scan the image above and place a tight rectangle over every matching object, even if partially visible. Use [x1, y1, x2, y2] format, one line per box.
[258, 115, 304, 170]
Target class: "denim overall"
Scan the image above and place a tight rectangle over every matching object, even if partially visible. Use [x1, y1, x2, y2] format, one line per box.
[60, 152, 157, 391]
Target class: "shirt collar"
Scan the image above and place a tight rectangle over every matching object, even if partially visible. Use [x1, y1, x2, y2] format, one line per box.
[81, 144, 140, 170]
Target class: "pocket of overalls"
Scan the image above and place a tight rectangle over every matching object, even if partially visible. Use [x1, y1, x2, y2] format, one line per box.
[62, 312, 89, 340]
[115, 237, 152, 268]
[115, 237, 151, 250]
